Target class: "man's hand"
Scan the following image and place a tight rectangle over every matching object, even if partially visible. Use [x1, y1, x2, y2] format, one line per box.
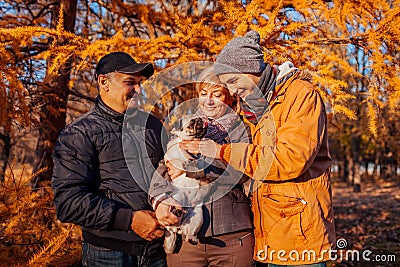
[179, 140, 222, 159]
[131, 210, 164, 241]
[155, 197, 183, 227]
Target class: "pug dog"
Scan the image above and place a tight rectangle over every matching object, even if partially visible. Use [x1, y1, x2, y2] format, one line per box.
[164, 117, 207, 169]
[163, 117, 209, 254]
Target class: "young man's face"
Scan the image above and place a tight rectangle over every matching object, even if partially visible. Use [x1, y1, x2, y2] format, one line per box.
[218, 73, 260, 99]
[98, 72, 142, 113]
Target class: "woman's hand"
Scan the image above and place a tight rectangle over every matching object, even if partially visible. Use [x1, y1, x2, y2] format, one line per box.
[179, 140, 222, 159]
[165, 160, 185, 179]
[155, 197, 183, 226]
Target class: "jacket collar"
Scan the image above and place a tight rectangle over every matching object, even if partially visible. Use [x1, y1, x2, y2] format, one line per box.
[95, 96, 125, 124]
[269, 72, 299, 107]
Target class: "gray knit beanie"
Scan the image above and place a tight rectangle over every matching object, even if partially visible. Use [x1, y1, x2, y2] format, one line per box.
[215, 30, 265, 76]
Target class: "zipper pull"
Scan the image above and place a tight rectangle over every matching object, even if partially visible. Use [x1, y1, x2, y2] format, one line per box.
[298, 198, 307, 205]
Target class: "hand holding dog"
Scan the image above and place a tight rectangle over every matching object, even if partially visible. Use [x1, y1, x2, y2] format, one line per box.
[165, 160, 185, 179]
[155, 197, 183, 227]
[131, 210, 165, 241]
[179, 139, 222, 159]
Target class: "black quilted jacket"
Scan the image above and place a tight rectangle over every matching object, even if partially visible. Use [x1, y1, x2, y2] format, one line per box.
[52, 96, 166, 256]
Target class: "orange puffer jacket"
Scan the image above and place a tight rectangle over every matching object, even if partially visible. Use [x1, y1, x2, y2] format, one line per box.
[220, 73, 336, 265]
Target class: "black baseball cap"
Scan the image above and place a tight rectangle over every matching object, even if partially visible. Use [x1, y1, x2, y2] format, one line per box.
[95, 52, 154, 78]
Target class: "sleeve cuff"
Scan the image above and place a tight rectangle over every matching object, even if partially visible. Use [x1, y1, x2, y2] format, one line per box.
[220, 144, 230, 163]
[113, 208, 134, 231]
[151, 193, 170, 211]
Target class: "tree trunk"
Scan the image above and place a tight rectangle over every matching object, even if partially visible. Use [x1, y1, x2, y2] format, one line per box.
[390, 163, 396, 177]
[364, 159, 369, 176]
[352, 135, 361, 192]
[353, 162, 361, 192]
[372, 151, 380, 178]
[0, 130, 11, 181]
[345, 149, 354, 185]
[384, 164, 392, 178]
[343, 151, 349, 183]
[337, 160, 343, 179]
[386, 152, 395, 178]
[379, 162, 387, 177]
[31, 0, 77, 188]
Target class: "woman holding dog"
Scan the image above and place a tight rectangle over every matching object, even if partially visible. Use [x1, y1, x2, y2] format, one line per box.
[151, 66, 255, 267]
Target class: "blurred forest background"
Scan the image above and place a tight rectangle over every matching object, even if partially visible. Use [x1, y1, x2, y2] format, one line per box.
[0, 0, 399, 266]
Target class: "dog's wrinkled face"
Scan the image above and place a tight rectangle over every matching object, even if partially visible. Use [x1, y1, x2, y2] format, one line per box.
[173, 117, 207, 140]
[165, 117, 208, 170]
[185, 118, 208, 139]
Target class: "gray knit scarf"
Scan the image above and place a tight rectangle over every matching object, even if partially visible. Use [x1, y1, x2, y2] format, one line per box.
[241, 64, 278, 124]
[241, 62, 300, 124]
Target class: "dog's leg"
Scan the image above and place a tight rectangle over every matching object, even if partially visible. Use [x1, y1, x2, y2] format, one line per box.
[164, 227, 177, 254]
[180, 204, 203, 245]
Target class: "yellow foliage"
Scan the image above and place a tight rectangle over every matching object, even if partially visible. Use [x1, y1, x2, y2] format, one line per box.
[27, 226, 73, 267]
[333, 104, 357, 120]
[0, 1, 399, 264]
[0, 163, 81, 266]
[1, 0, 399, 134]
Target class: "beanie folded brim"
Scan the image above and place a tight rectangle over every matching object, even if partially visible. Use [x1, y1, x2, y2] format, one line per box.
[214, 63, 243, 76]
[214, 62, 266, 76]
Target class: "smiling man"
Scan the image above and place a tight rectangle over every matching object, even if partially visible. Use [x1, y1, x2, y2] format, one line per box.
[52, 52, 179, 267]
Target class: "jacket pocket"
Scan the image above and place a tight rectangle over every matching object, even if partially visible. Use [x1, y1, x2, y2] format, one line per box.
[259, 193, 312, 248]
[263, 193, 306, 217]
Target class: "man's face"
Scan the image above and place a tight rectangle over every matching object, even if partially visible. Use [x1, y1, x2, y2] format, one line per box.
[218, 73, 260, 99]
[99, 72, 142, 113]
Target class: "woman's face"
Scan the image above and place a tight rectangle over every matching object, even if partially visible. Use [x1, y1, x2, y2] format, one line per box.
[198, 85, 232, 119]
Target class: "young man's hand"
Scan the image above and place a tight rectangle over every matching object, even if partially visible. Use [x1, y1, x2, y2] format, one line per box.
[179, 140, 222, 159]
[131, 210, 164, 241]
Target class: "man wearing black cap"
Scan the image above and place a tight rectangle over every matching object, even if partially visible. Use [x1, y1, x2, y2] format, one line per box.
[52, 52, 181, 266]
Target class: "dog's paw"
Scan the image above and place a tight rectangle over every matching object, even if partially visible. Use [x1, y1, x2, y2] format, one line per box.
[187, 235, 199, 245]
[166, 225, 180, 233]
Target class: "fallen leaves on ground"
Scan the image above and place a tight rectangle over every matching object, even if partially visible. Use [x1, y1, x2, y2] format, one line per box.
[330, 175, 400, 267]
